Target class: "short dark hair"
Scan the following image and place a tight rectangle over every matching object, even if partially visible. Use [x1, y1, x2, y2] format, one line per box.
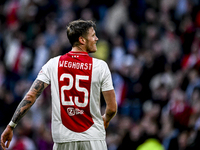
[66, 20, 96, 46]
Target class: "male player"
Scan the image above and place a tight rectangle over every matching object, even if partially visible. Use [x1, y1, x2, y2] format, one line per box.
[1, 20, 117, 150]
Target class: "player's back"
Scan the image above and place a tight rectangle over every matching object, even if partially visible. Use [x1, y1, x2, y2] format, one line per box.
[37, 51, 113, 143]
[58, 51, 94, 132]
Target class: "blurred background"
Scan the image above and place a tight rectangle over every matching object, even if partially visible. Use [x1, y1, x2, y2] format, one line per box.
[0, 0, 200, 149]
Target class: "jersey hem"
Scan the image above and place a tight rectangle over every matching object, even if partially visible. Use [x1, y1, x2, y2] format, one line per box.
[53, 137, 105, 143]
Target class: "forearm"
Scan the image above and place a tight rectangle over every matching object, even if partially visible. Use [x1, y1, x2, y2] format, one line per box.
[102, 90, 117, 124]
[9, 79, 48, 127]
[103, 90, 117, 122]
[11, 96, 35, 124]
[104, 107, 117, 123]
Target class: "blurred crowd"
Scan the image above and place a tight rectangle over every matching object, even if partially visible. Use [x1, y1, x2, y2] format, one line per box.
[0, 0, 200, 150]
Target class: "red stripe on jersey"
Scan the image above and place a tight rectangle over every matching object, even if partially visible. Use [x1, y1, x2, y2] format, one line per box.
[58, 51, 94, 132]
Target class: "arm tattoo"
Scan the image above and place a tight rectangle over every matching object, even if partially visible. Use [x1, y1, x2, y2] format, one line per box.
[12, 80, 47, 124]
[31, 80, 45, 98]
[12, 100, 32, 123]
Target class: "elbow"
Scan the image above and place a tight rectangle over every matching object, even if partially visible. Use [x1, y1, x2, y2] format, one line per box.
[109, 102, 118, 115]
[24, 93, 37, 104]
[113, 101, 118, 113]
[114, 102, 118, 114]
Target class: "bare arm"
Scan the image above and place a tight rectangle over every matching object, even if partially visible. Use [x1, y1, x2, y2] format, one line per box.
[102, 89, 117, 129]
[1, 79, 48, 150]
[11, 79, 48, 124]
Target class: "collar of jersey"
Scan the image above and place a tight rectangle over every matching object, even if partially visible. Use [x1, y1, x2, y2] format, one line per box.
[69, 51, 89, 55]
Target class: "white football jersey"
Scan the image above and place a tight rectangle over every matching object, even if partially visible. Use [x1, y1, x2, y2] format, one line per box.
[36, 51, 114, 143]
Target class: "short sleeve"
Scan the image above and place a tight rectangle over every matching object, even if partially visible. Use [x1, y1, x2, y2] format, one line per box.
[36, 59, 52, 84]
[101, 61, 114, 91]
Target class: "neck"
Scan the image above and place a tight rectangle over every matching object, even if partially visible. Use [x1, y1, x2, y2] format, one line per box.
[71, 46, 87, 53]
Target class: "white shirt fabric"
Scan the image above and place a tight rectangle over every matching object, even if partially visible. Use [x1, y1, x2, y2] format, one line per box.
[36, 51, 114, 143]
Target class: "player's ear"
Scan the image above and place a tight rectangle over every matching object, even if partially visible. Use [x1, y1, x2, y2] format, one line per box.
[79, 36, 86, 45]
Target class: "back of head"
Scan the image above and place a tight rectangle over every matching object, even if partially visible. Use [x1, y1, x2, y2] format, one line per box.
[66, 20, 96, 47]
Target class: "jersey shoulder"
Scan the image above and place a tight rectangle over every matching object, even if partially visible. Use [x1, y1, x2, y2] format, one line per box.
[50, 55, 61, 63]
[92, 58, 108, 67]
[45, 55, 61, 68]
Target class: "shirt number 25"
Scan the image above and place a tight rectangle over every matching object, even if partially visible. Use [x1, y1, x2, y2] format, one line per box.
[60, 73, 89, 107]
